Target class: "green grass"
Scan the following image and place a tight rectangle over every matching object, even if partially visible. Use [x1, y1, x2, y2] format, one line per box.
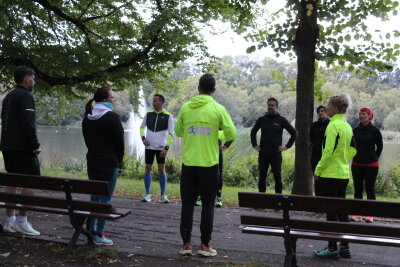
[39, 167, 264, 206]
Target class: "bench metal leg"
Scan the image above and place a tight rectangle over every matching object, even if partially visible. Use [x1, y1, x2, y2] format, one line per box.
[67, 217, 94, 249]
[283, 237, 298, 267]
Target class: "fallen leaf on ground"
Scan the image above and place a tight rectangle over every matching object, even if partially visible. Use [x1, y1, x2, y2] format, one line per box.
[127, 254, 135, 257]
[1, 252, 10, 257]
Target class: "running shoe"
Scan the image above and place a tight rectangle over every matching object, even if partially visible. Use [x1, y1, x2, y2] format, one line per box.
[195, 197, 202, 206]
[141, 194, 151, 202]
[2, 222, 16, 233]
[11, 222, 40, 236]
[180, 242, 192, 256]
[313, 247, 339, 259]
[215, 198, 223, 207]
[198, 242, 217, 257]
[93, 234, 113, 246]
[350, 215, 363, 222]
[365, 216, 374, 223]
[158, 194, 170, 203]
[339, 245, 351, 258]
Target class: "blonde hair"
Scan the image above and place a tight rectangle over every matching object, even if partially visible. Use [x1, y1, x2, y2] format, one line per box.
[329, 93, 351, 114]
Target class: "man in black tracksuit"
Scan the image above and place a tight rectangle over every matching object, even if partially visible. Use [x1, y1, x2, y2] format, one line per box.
[0, 66, 41, 236]
[310, 105, 330, 196]
[250, 97, 297, 193]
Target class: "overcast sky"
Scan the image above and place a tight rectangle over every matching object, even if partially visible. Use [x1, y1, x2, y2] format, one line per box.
[204, 3, 400, 65]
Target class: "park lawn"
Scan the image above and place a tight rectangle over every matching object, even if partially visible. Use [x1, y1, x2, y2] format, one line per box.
[17, 168, 400, 205]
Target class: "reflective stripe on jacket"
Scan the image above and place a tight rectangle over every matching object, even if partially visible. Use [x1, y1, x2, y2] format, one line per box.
[175, 94, 236, 167]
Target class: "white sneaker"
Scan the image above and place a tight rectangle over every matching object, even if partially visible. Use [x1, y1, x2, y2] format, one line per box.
[141, 194, 151, 202]
[2, 222, 16, 233]
[11, 222, 40, 236]
[158, 195, 170, 203]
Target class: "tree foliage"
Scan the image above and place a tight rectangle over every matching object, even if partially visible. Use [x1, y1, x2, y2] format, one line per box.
[244, 0, 400, 195]
[0, 0, 257, 96]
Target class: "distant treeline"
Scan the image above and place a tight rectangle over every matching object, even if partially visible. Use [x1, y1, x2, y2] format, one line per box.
[2, 56, 398, 131]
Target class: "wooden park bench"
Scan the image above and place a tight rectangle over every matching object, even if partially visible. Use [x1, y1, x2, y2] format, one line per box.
[0, 172, 131, 248]
[238, 192, 400, 267]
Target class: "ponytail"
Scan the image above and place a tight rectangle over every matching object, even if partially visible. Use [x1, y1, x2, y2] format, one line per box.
[85, 99, 95, 116]
[84, 86, 112, 117]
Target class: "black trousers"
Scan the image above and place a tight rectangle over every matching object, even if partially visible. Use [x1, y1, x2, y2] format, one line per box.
[180, 164, 218, 245]
[319, 177, 350, 248]
[311, 151, 322, 196]
[217, 152, 223, 198]
[351, 165, 379, 200]
[258, 153, 282, 193]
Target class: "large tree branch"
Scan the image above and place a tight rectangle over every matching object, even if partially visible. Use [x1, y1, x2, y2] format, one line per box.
[82, 4, 129, 22]
[0, 24, 164, 87]
[32, 0, 102, 44]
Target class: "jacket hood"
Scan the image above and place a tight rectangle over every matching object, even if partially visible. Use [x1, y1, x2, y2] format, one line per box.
[188, 94, 214, 108]
[88, 103, 112, 120]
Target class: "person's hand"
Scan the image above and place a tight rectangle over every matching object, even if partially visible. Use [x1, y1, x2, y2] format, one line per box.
[220, 145, 228, 151]
[33, 147, 41, 155]
[278, 146, 288, 152]
[160, 149, 168, 158]
[254, 145, 261, 152]
[314, 175, 320, 181]
[143, 139, 150, 146]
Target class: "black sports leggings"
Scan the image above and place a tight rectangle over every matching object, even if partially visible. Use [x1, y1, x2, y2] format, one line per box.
[351, 165, 379, 200]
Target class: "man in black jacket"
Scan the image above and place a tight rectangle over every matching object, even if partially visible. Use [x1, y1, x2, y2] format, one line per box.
[250, 97, 297, 193]
[0, 66, 41, 235]
[310, 105, 330, 196]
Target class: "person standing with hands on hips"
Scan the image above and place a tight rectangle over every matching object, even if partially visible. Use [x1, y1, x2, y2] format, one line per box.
[250, 97, 297, 194]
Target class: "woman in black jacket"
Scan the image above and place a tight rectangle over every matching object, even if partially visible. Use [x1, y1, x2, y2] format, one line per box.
[82, 86, 124, 245]
[351, 107, 383, 223]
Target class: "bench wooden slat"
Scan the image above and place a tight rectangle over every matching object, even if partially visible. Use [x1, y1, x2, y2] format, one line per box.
[111, 207, 131, 218]
[0, 202, 130, 220]
[241, 215, 400, 238]
[0, 172, 109, 195]
[0, 192, 112, 213]
[238, 192, 400, 219]
[243, 226, 400, 247]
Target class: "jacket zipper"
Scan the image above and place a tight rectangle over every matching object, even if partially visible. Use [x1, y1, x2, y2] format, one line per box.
[154, 112, 159, 132]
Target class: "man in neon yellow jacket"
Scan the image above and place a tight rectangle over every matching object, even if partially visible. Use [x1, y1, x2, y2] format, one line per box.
[175, 74, 236, 257]
[313, 94, 357, 259]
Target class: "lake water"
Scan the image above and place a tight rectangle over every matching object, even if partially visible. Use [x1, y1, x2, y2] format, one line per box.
[0, 126, 399, 173]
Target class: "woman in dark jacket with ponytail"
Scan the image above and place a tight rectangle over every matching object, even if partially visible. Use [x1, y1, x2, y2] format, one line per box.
[82, 86, 124, 246]
[350, 107, 383, 223]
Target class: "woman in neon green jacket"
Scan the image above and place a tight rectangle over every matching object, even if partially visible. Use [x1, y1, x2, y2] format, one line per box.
[313, 94, 357, 259]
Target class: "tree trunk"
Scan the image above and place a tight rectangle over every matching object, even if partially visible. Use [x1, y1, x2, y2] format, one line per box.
[292, 1, 319, 195]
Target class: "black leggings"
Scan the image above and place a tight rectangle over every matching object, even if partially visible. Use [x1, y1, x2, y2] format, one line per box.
[351, 165, 379, 200]
[319, 178, 350, 249]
